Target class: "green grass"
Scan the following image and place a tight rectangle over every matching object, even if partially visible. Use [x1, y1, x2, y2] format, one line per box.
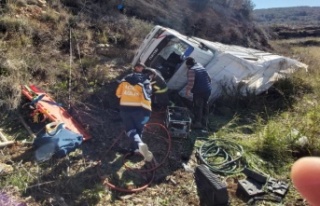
[1, 0, 320, 204]
[199, 39, 320, 179]
[196, 39, 320, 205]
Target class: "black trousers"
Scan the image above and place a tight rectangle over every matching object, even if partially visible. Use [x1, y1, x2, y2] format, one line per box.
[152, 93, 169, 109]
[193, 92, 210, 126]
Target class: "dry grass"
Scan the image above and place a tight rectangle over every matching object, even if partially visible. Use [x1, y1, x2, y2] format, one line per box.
[1, 0, 320, 205]
[0, 58, 29, 109]
[0, 0, 154, 112]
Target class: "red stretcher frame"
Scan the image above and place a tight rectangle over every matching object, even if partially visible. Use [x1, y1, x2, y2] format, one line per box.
[21, 85, 92, 141]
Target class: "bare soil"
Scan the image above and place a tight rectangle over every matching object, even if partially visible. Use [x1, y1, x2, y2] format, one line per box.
[1, 95, 248, 206]
[0, 74, 306, 206]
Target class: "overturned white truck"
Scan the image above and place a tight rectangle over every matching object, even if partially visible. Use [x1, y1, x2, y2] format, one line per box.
[132, 25, 308, 101]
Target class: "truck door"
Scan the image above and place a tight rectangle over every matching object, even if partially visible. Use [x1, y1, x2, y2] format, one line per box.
[144, 35, 194, 80]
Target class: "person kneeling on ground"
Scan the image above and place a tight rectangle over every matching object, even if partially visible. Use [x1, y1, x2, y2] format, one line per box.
[115, 62, 153, 162]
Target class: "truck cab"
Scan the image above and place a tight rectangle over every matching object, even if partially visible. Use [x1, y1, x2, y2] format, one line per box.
[131, 25, 215, 91]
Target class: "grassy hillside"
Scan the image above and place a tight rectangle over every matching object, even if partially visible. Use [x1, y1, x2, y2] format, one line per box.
[254, 6, 320, 26]
[0, 0, 268, 111]
[1, 0, 320, 206]
[253, 6, 320, 39]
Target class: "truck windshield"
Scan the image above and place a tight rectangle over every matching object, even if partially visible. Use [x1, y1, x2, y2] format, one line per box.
[145, 35, 193, 80]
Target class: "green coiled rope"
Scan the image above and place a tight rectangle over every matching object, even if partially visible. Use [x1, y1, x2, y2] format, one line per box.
[196, 138, 245, 175]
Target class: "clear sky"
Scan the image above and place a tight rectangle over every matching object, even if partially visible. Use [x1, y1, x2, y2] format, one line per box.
[251, 0, 320, 9]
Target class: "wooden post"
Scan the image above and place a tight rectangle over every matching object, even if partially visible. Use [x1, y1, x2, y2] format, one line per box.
[0, 141, 15, 147]
[0, 130, 8, 142]
[0, 130, 14, 148]
[17, 113, 36, 139]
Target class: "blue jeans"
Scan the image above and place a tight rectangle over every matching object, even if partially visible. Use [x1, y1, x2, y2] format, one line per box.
[120, 107, 151, 149]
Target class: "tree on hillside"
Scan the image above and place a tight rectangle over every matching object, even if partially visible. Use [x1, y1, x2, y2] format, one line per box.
[227, 0, 254, 19]
[188, 0, 210, 11]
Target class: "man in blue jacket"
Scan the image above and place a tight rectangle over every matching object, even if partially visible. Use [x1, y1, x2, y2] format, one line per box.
[185, 57, 212, 129]
[116, 63, 153, 162]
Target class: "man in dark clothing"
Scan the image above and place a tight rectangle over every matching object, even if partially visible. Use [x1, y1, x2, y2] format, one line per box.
[143, 68, 170, 110]
[116, 62, 153, 162]
[185, 57, 212, 129]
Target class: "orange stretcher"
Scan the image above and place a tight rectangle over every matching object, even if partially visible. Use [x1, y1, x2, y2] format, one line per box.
[21, 84, 92, 141]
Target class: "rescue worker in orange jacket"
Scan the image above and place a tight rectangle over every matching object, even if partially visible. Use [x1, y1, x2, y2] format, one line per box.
[115, 62, 153, 162]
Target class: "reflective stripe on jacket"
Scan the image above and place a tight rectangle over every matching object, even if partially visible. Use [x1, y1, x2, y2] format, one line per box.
[116, 75, 152, 111]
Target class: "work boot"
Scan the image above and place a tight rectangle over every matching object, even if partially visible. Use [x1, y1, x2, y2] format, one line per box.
[138, 143, 153, 162]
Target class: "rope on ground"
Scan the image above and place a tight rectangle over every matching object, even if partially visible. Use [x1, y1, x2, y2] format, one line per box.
[196, 138, 245, 175]
[98, 122, 172, 192]
[124, 123, 171, 172]
[100, 157, 157, 193]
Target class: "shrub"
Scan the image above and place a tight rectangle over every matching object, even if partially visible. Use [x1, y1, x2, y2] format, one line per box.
[0, 58, 29, 110]
[255, 121, 294, 167]
[0, 16, 33, 35]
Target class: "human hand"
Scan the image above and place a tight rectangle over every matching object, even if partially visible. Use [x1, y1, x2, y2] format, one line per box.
[186, 90, 190, 97]
[291, 157, 320, 205]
